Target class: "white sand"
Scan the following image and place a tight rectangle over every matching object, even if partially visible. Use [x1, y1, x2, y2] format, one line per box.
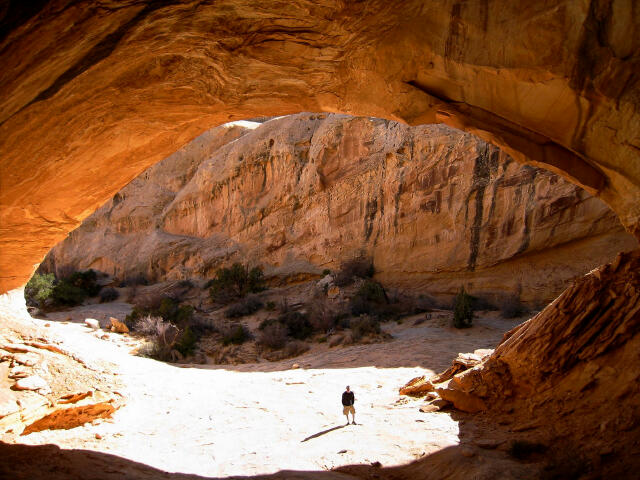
[17, 311, 522, 477]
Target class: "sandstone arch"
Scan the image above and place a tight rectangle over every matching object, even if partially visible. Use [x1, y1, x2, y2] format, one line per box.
[0, 0, 639, 292]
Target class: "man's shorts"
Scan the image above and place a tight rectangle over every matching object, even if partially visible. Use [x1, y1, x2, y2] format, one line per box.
[343, 405, 355, 415]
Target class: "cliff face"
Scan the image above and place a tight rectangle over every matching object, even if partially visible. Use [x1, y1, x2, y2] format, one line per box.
[42, 114, 637, 305]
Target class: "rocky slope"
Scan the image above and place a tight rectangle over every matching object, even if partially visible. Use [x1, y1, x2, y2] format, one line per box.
[41, 114, 637, 306]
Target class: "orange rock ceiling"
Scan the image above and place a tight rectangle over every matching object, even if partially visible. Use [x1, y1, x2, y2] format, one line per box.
[1, 0, 639, 292]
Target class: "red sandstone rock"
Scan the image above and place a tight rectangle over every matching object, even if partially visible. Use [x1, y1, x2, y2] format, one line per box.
[400, 376, 435, 397]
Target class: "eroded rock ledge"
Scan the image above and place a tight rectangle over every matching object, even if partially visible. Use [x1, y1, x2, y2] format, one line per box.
[428, 250, 640, 475]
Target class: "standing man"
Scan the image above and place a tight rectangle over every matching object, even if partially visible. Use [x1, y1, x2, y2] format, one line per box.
[342, 385, 356, 425]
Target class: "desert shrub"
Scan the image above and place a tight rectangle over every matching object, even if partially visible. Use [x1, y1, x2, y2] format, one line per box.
[258, 322, 288, 349]
[175, 304, 194, 325]
[322, 269, 331, 276]
[209, 263, 265, 304]
[221, 323, 250, 345]
[350, 315, 380, 341]
[156, 297, 177, 320]
[453, 287, 473, 329]
[283, 340, 310, 358]
[334, 257, 374, 287]
[135, 315, 179, 361]
[66, 269, 100, 297]
[125, 297, 194, 330]
[224, 295, 263, 318]
[350, 279, 388, 317]
[24, 273, 55, 307]
[124, 305, 145, 329]
[48, 269, 102, 307]
[51, 280, 87, 306]
[178, 279, 194, 289]
[265, 301, 276, 311]
[280, 311, 313, 340]
[500, 295, 527, 318]
[99, 287, 119, 303]
[358, 280, 387, 302]
[308, 297, 336, 333]
[174, 326, 198, 357]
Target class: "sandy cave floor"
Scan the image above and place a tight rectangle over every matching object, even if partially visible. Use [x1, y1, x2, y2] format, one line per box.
[10, 310, 523, 477]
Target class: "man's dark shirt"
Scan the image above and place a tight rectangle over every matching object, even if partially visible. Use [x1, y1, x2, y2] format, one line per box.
[342, 391, 355, 406]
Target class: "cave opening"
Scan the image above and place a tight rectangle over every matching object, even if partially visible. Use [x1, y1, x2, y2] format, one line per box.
[1, 1, 640, 478]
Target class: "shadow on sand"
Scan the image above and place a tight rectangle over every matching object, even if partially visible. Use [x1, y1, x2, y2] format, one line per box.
[1, 411, 554, 480]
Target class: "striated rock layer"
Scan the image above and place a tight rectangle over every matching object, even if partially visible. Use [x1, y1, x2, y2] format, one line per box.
[1, 0, 640, 292]
[432, 250, 640, 476]
[41, 114, 637, 306]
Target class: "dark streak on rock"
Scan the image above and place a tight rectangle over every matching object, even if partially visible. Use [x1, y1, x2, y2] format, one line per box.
[364, 197, 378, 241]
[466, 144, 493, 271]
[21, 1, 180, 111]
[515, 167, 539, 256]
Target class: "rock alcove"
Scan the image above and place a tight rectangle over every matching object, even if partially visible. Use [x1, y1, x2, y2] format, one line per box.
[1, 1, 639, 478]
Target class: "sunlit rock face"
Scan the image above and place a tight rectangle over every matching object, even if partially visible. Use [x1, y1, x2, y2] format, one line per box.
[1, 0, 639, 292]
[436, 250, 640, 477]
[40, 114, 637, 306]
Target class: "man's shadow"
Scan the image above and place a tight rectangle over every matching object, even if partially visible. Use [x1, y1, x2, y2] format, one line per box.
[301, 424, 346, 442]
[301, 423, 362, 443]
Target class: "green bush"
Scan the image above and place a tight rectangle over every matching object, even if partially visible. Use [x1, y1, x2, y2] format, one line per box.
[51, 280, 87, 306]
[175, 326, 198, 357]
[258, 322, 288, 349]
[265, 301, 276, 311]
[453, 287, 474, 328]
[178, 279, 194, 289]
[99, 287, 119, 303]
[24, 273, 55, 307]
[334, 257, 374, 287]
[259, 310, 313, 341]
[322, 269, 331, 276]
[209, 263, 265, 304]
[66, 269, 100, 297]
[125, 297, 194, 330]
[124, 305, 146, 329]
[349, 280, 387, 317]
[280, 311, 313, 340]
[350, 315, 381, 341]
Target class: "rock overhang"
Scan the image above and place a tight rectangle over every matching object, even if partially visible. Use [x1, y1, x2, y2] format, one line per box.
[0, 0, 639, 292]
